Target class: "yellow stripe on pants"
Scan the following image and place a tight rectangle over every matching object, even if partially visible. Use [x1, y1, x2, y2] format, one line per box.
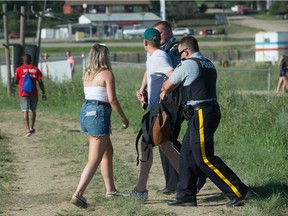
[198, 109, 242, 198]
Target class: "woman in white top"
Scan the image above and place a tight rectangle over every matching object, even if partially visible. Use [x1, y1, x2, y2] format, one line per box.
[71, 44, 129, 208]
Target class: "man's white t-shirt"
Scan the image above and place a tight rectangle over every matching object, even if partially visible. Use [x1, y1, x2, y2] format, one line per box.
[146, 49, 174, 109]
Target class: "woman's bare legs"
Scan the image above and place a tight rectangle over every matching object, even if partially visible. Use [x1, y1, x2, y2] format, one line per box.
[136, 142, 153, 192]
[74, 135, 109, 196]
[100, 136, 117, 193]
[276, 77, 284, 93]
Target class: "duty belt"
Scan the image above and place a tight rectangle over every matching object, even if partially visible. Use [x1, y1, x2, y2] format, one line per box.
[192, 100, 218, 111]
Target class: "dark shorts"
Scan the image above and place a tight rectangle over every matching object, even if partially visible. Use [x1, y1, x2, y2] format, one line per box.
[20, 96, 38, 112]
[80, 100, 112, 137]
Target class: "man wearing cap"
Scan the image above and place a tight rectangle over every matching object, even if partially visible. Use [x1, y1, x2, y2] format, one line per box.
[131, 28, 180, 201]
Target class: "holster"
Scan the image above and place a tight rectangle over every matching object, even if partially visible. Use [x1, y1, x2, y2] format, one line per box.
[180, 104, 194, 120]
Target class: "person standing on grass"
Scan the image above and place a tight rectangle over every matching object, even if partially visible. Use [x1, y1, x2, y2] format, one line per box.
[71, 44, 129, 209]
[66, 50, 75, 78]
[160, 36, 250, 207]
[276, 55, 288, 95]
[130, 28, 179, 202]
[153, 21, 206, 196]
[15, 54, 47, 137]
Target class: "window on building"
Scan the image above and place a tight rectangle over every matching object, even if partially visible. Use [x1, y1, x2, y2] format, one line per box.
[125, 5, 133, 12]
[110, 5, 125, 12]
[74, 5, 82, 12]
[133, 6, 143, 12]
[96, 5, 105, 13]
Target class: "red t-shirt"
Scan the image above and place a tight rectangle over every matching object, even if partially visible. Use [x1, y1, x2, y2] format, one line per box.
[15, 64, 44, 97]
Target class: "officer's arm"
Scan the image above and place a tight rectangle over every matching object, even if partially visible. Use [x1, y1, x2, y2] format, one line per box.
[160, 80, 175, 101]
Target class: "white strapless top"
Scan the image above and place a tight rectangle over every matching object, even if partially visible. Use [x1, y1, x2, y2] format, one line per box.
[84, 86, 108, 102]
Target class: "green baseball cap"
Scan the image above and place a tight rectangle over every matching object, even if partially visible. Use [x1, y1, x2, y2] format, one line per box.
[143, 28, 161, 42]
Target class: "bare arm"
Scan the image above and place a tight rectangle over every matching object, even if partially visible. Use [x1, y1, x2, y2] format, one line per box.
[165, 69, 174, 77]
[38, 80, 47, 100]
[160, 79, 176, 101]
[136, 71, 147, 100]
[105, 70, 129, 128]
[15, 77, 19, 85]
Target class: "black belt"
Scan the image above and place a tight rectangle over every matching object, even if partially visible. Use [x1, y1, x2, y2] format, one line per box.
[192, 100, 218, 111]
[85, 100, 111, 107]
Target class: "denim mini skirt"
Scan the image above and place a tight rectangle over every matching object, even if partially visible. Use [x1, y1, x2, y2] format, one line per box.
[80, 100, 112, 136]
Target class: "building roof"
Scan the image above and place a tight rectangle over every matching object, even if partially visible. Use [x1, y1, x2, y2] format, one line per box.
[80, 12, 160, 23]
[65, 1, 150, 6]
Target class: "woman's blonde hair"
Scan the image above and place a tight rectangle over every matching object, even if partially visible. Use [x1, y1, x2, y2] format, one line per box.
[278, 55, 286, 67]
[83, 44, 112, 81]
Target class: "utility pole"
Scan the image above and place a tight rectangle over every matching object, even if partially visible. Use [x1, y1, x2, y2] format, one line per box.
[2, 3, 11, 96]
[36, 0, 47, 65]
[20, 6, 26, 57]
[160, 0, 166, 21]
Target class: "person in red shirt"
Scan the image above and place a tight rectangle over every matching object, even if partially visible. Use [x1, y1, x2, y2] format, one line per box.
[15, 54, 47, 137]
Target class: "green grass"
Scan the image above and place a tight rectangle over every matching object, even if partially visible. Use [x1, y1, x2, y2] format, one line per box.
[0, 63, 288, 215]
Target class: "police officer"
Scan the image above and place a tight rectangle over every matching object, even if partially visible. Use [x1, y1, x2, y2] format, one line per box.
[153, 21, 206, 195]
[160, 36, 250, 207]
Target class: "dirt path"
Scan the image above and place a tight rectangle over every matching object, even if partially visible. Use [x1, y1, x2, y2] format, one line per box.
[0, 111, 247, 216]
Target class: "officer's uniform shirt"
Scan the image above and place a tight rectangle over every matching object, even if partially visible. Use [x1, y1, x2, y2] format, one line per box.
[169, 52, 214, 106]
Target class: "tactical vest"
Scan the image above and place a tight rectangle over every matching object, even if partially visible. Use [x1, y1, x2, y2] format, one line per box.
[174, 57, 217, 105]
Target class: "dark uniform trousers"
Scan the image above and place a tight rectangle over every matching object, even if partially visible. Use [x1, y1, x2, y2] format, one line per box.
[176, 104, 248, 200]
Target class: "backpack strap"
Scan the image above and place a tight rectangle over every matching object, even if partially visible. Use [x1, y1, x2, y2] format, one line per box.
[135, 112, 152, 166]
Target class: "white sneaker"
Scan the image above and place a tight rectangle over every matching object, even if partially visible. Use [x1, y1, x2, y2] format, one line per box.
[130, 187, 148, 202]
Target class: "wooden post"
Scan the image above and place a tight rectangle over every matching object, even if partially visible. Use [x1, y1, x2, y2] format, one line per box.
[20, 6, 26, 57]
[2, 4, 11, 96]
[36, 0, 47, 66]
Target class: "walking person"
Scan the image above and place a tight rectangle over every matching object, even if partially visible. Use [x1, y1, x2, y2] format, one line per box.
[130, 28, 180, 201]
[153, 21, 206, 195]
[71, 44, 129, 209]
[160, 36, 250, 207]
[14, 54, 47, 137]
[276, 55, 288, 95]
[66, 50, 75, 78]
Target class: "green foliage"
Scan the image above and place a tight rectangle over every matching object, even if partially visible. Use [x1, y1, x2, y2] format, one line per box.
[166, 1, 198, 21]
[198, 3, 208, 13]
[270, 1, 288, 15]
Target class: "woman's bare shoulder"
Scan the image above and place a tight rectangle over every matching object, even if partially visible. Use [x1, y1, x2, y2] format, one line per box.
[101, 69, 114, 78]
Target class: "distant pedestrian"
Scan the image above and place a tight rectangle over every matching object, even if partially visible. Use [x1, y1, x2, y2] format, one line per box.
[66, 50, 75, 78]
[276, 55, 288, 95]
[14, 54, 47, 137]
[42, 53, 50, 77]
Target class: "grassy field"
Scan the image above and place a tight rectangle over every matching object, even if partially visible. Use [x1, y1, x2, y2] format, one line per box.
[0, 62, 288, 215]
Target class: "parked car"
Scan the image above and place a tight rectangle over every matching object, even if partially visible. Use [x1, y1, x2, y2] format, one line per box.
[231, 5, 251, 14]
[123, 27, 146, 39]
[172, 28, 193, 36]
[8, 32, 20, 38]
